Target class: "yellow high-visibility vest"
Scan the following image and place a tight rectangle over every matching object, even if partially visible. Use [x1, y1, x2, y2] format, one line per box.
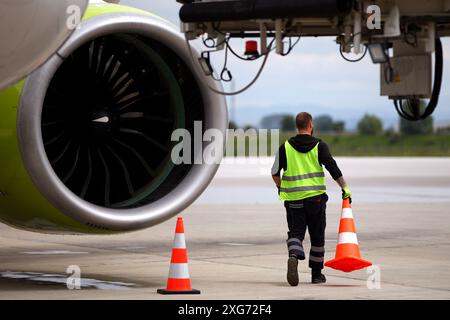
[279, 141, 326, 201]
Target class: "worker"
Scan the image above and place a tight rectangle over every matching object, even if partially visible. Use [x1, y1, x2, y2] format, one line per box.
[271, 112, 352, 286]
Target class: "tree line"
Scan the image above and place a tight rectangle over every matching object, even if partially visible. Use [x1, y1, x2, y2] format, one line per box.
[253, 113, 436, 136]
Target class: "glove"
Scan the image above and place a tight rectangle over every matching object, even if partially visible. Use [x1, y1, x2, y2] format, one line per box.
[342, 186, 352, 203]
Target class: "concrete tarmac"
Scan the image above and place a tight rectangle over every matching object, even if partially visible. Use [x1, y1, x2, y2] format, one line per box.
[0, 157, 449, 299]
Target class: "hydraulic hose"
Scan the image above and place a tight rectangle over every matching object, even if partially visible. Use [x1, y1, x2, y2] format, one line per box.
[394, 38, 443, 121]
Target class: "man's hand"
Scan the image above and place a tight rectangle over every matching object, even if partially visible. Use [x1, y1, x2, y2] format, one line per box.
[342, 186, 352, 202]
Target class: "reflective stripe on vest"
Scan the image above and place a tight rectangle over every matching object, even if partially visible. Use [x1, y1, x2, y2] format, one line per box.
[282, 172, 325, 181]
[279, 141, 326, 201]
[279, 185, 326, 193]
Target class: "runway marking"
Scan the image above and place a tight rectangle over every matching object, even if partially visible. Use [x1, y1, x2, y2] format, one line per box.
[0, 271, 137, 290]
[20, 250, 89, 255]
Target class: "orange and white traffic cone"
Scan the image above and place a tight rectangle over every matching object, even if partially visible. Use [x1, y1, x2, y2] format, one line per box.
[325, 198, 372, 273]
[157, 216, 200, 295]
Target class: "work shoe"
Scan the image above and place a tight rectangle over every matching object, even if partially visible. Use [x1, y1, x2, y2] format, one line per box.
[287, 257, 299, 286]
[311, 273, 327, 284]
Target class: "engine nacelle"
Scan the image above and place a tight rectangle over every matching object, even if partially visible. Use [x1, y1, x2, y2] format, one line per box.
[0, 3, 227, 234]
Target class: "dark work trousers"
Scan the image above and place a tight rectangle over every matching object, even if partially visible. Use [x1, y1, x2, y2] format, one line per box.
[285, 193, 328, 270]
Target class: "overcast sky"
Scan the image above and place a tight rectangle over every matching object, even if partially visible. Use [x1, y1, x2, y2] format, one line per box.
[121, 0, 450, 129]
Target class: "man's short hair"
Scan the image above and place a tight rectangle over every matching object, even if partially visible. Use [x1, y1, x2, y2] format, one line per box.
[296, 112, 313, 130]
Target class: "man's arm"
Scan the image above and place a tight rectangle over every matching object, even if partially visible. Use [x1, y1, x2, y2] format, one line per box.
[336, 176, 348, 189]
[318, 141, 342, 180]
[272, 175, 281, 188]
[318, 142, 352, 200]
[271, 145, 286, 188]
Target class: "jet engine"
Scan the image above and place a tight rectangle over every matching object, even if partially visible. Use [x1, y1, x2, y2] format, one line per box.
[0, 3, 227, 234]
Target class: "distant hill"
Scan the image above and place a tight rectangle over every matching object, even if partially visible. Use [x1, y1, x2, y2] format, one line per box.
[230, 104, 400, 131]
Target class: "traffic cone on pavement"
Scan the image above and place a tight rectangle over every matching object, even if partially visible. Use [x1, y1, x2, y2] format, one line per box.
[157, 217, 200, 295]
[325, 199, 372, 273]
